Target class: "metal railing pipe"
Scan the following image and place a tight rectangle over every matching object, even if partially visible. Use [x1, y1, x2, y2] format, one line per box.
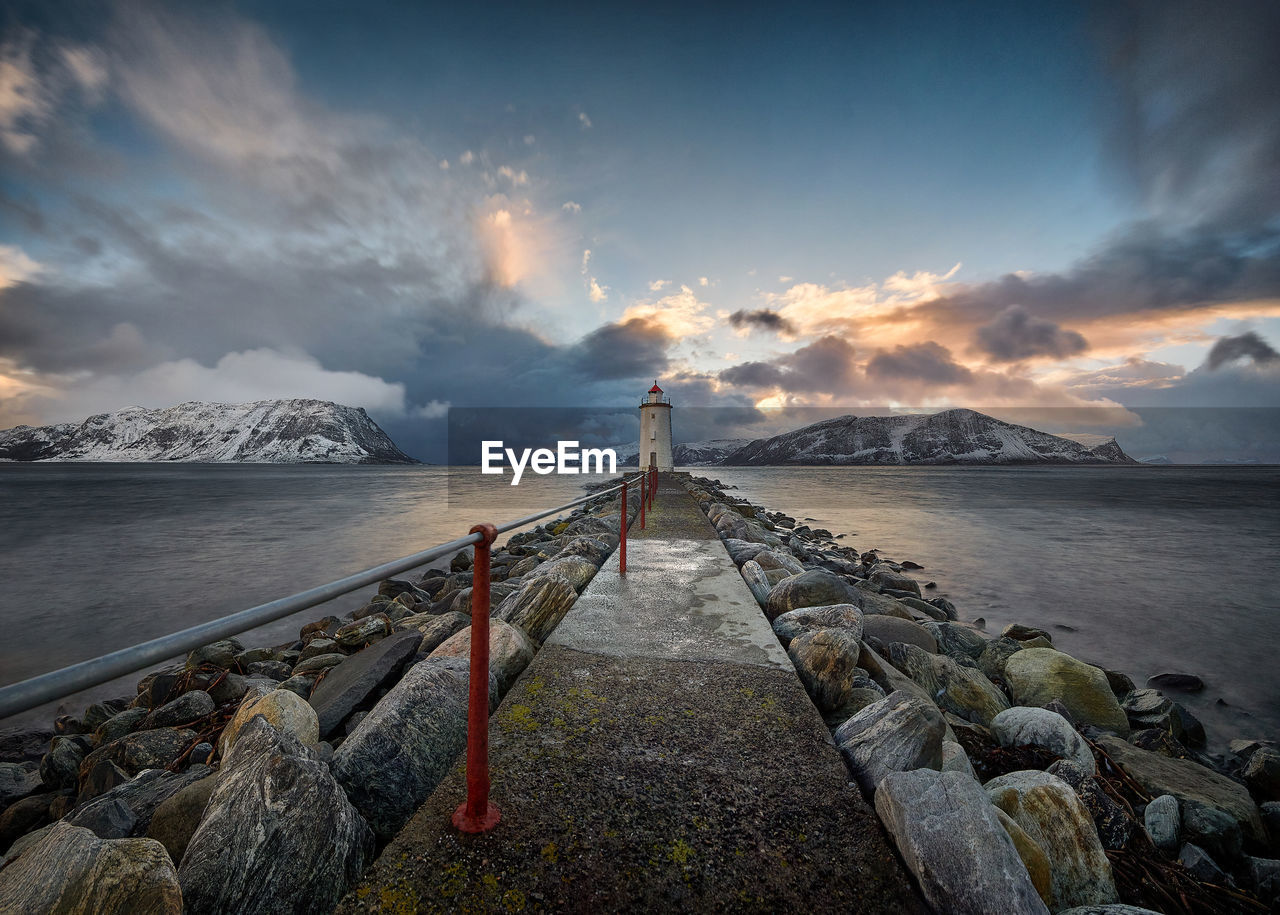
[0, 474, 641, 721]
[619, 480, 628, 575]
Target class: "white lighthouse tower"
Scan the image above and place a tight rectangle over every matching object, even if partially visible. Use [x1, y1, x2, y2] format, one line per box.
[639, 381, 673, 471]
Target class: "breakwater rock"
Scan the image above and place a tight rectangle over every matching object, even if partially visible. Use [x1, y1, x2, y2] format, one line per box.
[0, 482, 637, 913]
[684, 473, 1279, 914]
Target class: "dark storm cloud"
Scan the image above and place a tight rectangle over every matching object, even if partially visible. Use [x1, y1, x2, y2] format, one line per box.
[1205, 332, 1280, 371]
[972, 305, 1088, 361]
[719, 335, 858, 394]
[569, 318, 673, 380]
[727, 308, 795, 335]
[1096, 0, 1280, 233]
[893, 1, 1280, 345]
[918, 226, 1280, 333]
[865, 342, 972, 384]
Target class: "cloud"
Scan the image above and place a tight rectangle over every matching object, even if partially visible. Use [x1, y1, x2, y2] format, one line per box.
[561, 200, 581, 213]
[621, 285, 715, 337]
[865, 342, 973, 385]
[726, 308, 795, 336]
[523, 134, 535, 145]
[1097, 0, 1280, 232]
[588, 277, 608, 302]
[1205, 331, 1279, 370]
[778, 275, 792, 283]
[578, 111, 591, 129]
[497, 165, 529, 186]
[0, 347, 413, 427]
[570, 318, 671, 380]
[972, 305, 1089, 361]
[648, 279, 669, 291]
[0, 244, 40, 288]
[698, 276, 709, 287]
[459, 149, 474, 165]
[720, 335, 860, 394]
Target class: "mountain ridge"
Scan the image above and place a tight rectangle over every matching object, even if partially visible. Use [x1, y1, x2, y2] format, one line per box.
[0, 400, 417, 464]
[715, 409, 1138, 466]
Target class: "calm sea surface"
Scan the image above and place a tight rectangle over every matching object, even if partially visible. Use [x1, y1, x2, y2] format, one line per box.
[1, 464, 1277, 748]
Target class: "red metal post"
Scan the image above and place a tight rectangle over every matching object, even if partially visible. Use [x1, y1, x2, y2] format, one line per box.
[620, 480, 627, 575]
[640, 472, 646, 529]
[452, 523, 501, 834]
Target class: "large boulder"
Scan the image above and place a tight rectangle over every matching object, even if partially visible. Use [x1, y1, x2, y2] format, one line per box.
[394, 610, 471, 654]
[330, 657, 472, 841]
[67, 765, 214, 838]
[186, 638, 243, 670]
[525, 555, 599, 592]
[1004, 648, 1130, 737]
[886, 642, 1010, 726]
[921, 622, 986, 660]
[1121, 689, 1205, 747]
[834, 692, 945, 797]
[495, 575, 578, 643]
[0, 821, 182, 913]
[764, 569, 861, 621]
[869, 563, 921, 597]
[992, 706, 1094, 770]
[977, 637, 1023, 682]
[1097, 736, 1265, 842]
[874, 769, 1049, 914]
[429, 620, 535, 697]
[307, 629, 421, 739]
[723, 538, 768, 566]
[1244, 746, 1280, 803]
[771, 604, 864, 648]
[853, 584, 916, 620]
[985, 770, 1118, 910]
[754, 549, 806, 575]
[143, 690, 215, 730]
[786, 629, 865, 722]
[40, 735, 85, 788]
[0, 761, 42, 806]
[861, 615, 938, 653]
[179, 717, 374, 914]
[333, 614, 391, 649]
[993, 806, 1053, 907]
[146, 773, 218, 863]
[1144, 793, 1180, 853]
[112, 727, 197, 774]
[739, 560, 772, 606]
[220, 687, 319, 756]
[1047, 759, 1134, 851]
[1181, 798, 1243, 865]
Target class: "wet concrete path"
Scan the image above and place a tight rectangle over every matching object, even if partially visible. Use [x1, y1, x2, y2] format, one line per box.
[338, 475, 924, 913]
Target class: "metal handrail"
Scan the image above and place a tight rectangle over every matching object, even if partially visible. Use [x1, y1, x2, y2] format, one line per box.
[0, 473, 647, 720]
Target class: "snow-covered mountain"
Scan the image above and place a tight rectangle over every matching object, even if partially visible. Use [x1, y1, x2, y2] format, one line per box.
[0, 400, 417, 464]
[719, 409, 1137, 465]
[613, 439, 752, 466]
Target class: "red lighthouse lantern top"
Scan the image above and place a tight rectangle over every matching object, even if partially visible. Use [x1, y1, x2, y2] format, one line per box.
[648, 381, 663, 394]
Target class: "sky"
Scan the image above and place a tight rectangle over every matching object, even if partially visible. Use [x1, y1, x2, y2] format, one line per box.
[0, 0, 1278, 461]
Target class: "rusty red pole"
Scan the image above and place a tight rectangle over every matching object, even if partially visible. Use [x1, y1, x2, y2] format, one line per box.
[452, 523, 501, 833]
[640, 471, 646, 530]
[620, 480, 627, 575]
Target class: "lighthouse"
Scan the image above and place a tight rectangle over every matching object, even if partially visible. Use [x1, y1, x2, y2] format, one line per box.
[639, 381, 674, 471]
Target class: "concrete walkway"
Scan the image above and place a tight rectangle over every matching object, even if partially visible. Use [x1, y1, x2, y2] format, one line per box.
[338, 476, 924, 913]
